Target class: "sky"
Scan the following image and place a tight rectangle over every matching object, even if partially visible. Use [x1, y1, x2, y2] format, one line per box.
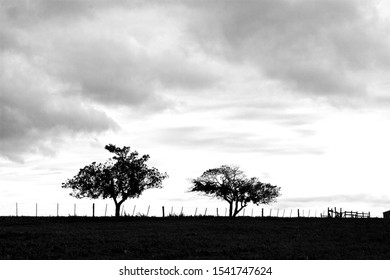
[1, 0, 390, 217]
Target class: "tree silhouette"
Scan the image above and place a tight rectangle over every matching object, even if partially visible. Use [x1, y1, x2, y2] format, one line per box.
[190, 165, 280, 217]
[62, 144, 168, 217]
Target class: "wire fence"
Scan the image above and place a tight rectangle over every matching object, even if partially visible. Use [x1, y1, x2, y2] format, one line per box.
[0, 202, 332, 218]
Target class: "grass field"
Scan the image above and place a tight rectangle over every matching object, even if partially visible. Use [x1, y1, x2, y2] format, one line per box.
[0, 216, 389, 259]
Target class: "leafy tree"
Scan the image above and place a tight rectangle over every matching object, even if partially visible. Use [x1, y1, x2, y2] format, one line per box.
[190, 165, 280, 217]
[62, 144, 168, 217]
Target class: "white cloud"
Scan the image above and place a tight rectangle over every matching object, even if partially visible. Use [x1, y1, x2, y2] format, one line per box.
[183, 0, 390, 103]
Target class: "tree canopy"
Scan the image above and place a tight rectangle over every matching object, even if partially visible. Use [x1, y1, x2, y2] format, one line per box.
[190, 165, 280, 217]
[62, 144, 168, 216]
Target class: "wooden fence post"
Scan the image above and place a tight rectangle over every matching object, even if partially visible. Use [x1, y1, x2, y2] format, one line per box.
[204, 208, 207, 216]
[194, 207, 197, 216]
[162, 206, 165, 217]
[251, 208, 254, 217]
[132, 205, 136, 216]
[262, 208, 264, 217]
[16, 203, 18, 217]
[216, 208, 219, 217]
[104, 204, 107, 217]
[147, 205, 150, 216]
[36, 203, 38, 217]
[92, 203, 95, 217]
[74, 203, 76, 216]
[180, 207, 183, 216]
[269, 208, 272, 217]
[57, 203, 59, 217]
[297, 209, 300, 218]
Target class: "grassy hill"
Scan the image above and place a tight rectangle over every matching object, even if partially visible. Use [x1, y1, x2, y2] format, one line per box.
[0, 216, 389, 259]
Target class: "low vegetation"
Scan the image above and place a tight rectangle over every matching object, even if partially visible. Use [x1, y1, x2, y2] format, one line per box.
[0, 217, 389, 259]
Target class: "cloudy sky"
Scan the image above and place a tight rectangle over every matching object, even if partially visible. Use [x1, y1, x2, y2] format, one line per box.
[1, 0, 390, 217]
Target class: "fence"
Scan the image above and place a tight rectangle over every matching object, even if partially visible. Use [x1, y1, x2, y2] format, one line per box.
[0, 202, 332, 218]
[326, 207, 371, 218]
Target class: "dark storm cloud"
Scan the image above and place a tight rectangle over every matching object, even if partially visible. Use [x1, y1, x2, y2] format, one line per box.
[0, 0, 219, 160]
[1, 0, 219, 108]
[0, 54, 118, 161]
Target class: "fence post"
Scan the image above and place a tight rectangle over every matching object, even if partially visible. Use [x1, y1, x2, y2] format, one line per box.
[282, 209, 285, 217]
[261, 208, 264, 217]
[57, 203, 59, 217]
[180, 207, 183, 216]
[162, 206, 165, 217]
[194, 207, 197, 216]
[74, 203, 76, 216]
[251, 208, 254, 217]
[16, 203, 18, 217]
[132, 205, 136, 216]
[297, 209, 300, 218]
[269, 209, 272, 217]
[290, 209, 293, 218]
[368, 212, 370, 218]
[204, 208, 207, 216]
[92, 203, 95, 217]
[216, 208, 219, 217]
[147, 205, 150, 217]
[105, 204, 107, 217]
[36, 203, 38, 217]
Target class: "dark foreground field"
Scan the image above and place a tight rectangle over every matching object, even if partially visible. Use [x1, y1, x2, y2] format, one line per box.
[0, 216, 389, 259]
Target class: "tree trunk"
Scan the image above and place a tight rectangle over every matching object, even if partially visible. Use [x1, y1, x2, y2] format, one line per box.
[229, 202, 233, 217]
[115, 203, 121, 217]
[115, 200, 125, 217]
[233, 200, 239, 217]
[114, 198, 126, 217]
